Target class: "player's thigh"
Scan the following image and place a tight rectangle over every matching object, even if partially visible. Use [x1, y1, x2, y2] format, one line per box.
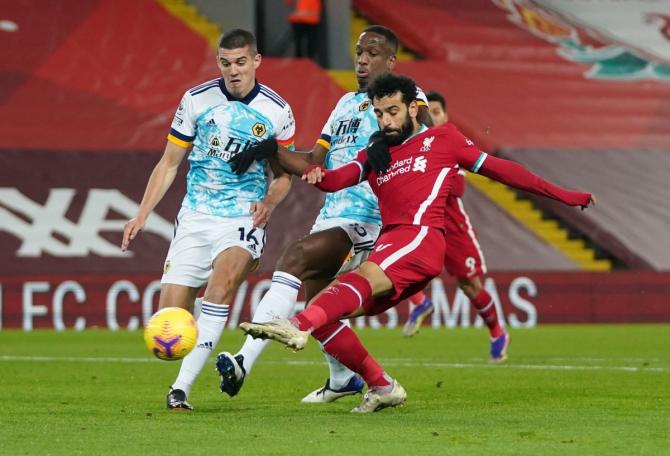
[357, 261, 394, 296]
[158, 284, 200, 312]
[278, 227, 352, 280]
[444, 228, 487, 280]
[204, 246, 255, 303]
[161, 208, 214, 289]
[199, 214, 264, 303]
[282, 217, 381, 280]
[366, 225, 445, 306]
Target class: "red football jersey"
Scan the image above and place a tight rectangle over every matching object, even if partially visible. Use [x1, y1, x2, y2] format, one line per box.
[354, 124, 477, 228]
[313, 122, 592, 227]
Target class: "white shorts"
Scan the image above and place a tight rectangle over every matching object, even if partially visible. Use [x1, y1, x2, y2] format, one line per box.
[310, 217, 381, 275]
[161, 207, 266, 288]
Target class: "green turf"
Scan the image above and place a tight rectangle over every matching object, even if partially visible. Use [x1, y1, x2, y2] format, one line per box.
[1, 325, 669, 455]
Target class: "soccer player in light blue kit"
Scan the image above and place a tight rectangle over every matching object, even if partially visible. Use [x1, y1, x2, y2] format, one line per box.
[216, 26, 434, 403]
[121, 29, 295, 411]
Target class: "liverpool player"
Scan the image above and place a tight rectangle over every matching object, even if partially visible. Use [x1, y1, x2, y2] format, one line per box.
[240, 73, 595, 413]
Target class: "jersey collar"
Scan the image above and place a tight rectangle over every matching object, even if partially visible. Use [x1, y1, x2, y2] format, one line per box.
[402, 124, 428, 144]
[219, 79, 261, 104]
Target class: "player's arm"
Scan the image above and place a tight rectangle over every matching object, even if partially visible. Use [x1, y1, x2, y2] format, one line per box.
[122, 141, 188, 251]
[302, 149, 368, 192]
[276, 141, 329, 176]
[457, 147, 594, 208]
[251, 155, 292, 227]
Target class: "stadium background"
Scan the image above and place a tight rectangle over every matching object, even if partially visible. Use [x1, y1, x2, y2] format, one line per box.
[1, 0, 669, 331]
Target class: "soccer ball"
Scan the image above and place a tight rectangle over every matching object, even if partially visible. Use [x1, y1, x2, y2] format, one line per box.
[144, 307, 198, 361]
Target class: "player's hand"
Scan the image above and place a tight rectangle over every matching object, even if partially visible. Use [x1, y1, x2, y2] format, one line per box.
[230, 138, 278, 175]
[581, 194, 597, 210]
[366, 131, 391, 173]
[250, 200, 273, 227]
[301, 165, 326, 184]
[121, 216, 146, 251]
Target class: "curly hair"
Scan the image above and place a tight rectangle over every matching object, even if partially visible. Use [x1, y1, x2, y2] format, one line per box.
[367, 73, 417, 106]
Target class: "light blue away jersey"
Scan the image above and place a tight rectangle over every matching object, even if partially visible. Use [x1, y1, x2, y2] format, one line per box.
[168, 79, 295, 217]
[317, 88, 428, 224]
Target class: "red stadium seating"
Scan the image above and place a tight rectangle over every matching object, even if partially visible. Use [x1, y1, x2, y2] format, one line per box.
[0, 0, 342, 151]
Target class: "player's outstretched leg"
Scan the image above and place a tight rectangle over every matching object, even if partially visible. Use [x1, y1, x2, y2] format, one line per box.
[402, 291, 434, 337]
[240, 318, 310, 351]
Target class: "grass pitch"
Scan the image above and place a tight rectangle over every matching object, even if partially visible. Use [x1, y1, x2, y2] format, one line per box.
[1, 325, 669, 455]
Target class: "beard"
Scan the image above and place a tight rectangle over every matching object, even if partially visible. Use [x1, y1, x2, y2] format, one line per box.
[383, 115, 414, 146]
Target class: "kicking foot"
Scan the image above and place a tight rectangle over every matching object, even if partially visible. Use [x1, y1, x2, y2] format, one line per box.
[240, 319, 309, 352]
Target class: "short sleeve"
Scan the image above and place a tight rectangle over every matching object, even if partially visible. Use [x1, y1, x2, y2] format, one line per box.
[167, 91, 196, 148]
[275, 104, 296, 151]
[316, 105, 338, 150]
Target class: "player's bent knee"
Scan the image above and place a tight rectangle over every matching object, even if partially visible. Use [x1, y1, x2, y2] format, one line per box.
[458, 277, 482, 299]
[203, 278, 238, 304]
[338, 272, 372, 298]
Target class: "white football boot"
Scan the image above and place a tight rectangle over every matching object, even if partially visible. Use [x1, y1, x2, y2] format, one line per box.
[351, 379, 407, 413]
[240, 318, 309, 352]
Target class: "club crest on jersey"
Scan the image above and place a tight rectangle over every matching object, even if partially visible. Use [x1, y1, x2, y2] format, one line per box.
[420, 136, 435, 152]
[359, 100, 371, 112]
[412, 156, 427, 173]
[163, 260, 171, 274]
[252, 122, 267, 138]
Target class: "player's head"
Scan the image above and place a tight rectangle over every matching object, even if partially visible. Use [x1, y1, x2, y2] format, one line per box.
[426, 91, 448, 126]
[217, 29, 261, 99]
[368, 73, 419, 146]
[355, 25, 398, 92]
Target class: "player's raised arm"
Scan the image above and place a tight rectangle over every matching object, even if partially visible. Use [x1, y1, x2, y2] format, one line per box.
[455, 139, 594, 208]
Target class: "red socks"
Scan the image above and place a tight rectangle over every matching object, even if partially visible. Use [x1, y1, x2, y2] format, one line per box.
[294, 272, 372, 332]
[409, 291, 426, 305]
[471, 289, 504, 338]
[312, 322, 390, 388]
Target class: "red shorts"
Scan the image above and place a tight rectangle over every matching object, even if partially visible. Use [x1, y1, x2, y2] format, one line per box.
[364, 225, 445, 316]
[443, 196, 487, 280]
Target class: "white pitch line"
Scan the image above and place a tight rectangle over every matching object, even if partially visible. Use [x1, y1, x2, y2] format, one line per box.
[0, 355, 668, 373]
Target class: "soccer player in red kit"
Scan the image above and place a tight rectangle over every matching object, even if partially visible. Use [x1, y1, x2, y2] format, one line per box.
[241, 73, 595, 413]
